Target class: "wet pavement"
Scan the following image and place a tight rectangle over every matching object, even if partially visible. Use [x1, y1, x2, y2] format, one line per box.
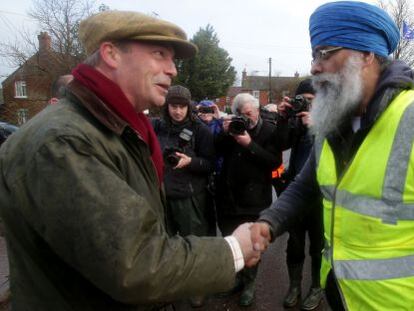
[175, 233, 328, 311]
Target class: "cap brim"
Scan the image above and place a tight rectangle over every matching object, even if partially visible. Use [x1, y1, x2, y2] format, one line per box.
[131, 35, 198, 59]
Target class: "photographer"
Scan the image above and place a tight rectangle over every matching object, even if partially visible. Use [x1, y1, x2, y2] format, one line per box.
[152, 85, 215, 307]
[197, 100, 223, 136]
[278, 79, 324, 310]
[215, 93, 284, 306]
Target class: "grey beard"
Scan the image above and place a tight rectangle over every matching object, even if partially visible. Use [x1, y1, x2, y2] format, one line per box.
[310, 55, 364, 138]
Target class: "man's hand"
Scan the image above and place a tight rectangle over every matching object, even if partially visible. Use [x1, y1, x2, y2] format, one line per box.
[212, 104, 221, 119]
[297, 111, 311, 127]
[233, 131, 252, 147]
[232, 223, 261, 267]
[250, 222, 271, 252]
[277, 97, 293, 118]
[174, 152, 191, 169]
[222, 117, 232, 133]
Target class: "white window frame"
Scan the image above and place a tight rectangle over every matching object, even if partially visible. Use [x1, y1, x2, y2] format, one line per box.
[252, 90, 260, 99]
[17, 108, 29, 125]
[15, 81, 27, 98]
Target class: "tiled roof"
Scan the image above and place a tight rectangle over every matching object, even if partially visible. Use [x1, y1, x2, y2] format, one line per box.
[243, 75, 300, 91]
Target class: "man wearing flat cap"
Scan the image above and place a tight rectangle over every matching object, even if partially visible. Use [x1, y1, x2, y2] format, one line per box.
[251, 1, 414, 310]
[0, 11, 261, 310]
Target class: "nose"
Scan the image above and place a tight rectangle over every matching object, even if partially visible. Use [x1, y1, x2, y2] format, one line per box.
[166, 60, 177, 77]
[310, 61, 323, 76]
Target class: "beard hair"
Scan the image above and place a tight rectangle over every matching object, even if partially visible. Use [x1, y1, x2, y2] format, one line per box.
[310, 54, 364, 138]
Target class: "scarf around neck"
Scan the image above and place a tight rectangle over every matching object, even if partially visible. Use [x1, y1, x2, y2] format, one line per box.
[72, 64, 164, 185]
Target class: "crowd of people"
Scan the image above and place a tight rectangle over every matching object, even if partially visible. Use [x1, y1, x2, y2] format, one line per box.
[1, 1, 414, 311]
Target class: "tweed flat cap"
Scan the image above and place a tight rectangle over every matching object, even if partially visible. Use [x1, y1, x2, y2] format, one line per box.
[79, 10, 197, 59]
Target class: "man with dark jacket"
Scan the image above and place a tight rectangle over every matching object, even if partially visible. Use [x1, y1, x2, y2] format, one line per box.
[215, 93, 284, 306]
[251, 2, 414, 310]
[0, 11, 261, 311]
[152, 86, 216, 307]
[278, 79, 324, 310]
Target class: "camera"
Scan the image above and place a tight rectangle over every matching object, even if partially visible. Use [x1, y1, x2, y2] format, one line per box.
[198, 106, 214, 114]
[163, 147, 182, 167]
[228, 116, 250, 135]
[163, 128, 193, 167]
[286, 95, 311, 118]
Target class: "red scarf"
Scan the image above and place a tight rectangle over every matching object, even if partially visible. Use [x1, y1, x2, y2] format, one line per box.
[72, 64, 164, 185]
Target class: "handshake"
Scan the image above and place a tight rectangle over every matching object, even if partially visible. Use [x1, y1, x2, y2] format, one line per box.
[231, 222, 272, 268]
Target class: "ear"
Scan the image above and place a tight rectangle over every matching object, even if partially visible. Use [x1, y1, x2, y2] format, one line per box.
[99, 42, 121, 69]
[361, 51, 376, 68]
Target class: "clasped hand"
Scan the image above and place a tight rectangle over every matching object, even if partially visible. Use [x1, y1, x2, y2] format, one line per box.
[231, 222, 272, 267]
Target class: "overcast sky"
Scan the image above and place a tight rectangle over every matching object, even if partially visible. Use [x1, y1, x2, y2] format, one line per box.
[0, 0, 376, 84]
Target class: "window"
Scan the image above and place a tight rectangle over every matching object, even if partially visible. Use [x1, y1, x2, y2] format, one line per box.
[15, 81, 27, 98]
[17, 109, 28, 125]
[252, 90, 260, 99]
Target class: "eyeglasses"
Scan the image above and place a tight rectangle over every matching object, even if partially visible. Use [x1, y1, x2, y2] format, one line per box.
[311, 46, 343, 65]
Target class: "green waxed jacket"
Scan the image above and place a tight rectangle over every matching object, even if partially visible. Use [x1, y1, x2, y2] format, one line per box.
[0, 80, 235, 310]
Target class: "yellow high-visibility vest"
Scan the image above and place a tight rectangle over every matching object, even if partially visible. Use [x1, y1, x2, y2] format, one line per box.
[315, 90, 414, 310]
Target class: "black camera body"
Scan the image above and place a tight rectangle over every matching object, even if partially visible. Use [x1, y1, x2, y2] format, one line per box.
[198, 106, 214, 114]
[286, 95, 311, 118]
[163, 128, 193, 167]
[228, 116, 250, 135]
[163, 147, 182, 167]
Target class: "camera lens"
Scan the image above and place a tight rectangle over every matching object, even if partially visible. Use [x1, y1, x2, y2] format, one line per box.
[166, 154, 180, 167]
[229, 120, 246, 135]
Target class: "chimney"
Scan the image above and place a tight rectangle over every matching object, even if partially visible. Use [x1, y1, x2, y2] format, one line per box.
[38, 32, 51, 53]
[241, 68, 247, 88]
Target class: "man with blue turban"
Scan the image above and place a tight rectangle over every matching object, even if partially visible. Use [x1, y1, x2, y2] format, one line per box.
[250, 1, 414, 310]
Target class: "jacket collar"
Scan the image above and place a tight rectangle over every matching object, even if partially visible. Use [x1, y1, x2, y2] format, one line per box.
[66, 79, 129, 136]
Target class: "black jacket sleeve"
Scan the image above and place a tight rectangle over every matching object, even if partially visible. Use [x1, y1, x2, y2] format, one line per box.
[187, 122, 215, 173]
[246, 135, 281, 170]
[258, 149, 321, 240]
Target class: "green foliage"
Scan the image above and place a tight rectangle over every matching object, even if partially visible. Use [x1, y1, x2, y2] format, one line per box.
[175, 24, 236, 102]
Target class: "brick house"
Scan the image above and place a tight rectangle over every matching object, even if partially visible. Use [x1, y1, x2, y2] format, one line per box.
[0, 32, 75, 125]
[216, 69, 305, 111]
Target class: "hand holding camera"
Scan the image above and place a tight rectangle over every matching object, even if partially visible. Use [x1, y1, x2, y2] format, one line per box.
[163, 128, 193, 168]
[173, 152, 192, 169]
[228, 115, 250, 135]
[233, 130, 252, 147]
[222, 115, 252, 147]
[282, 95, 311, 118]
[297, 111, 311, 126]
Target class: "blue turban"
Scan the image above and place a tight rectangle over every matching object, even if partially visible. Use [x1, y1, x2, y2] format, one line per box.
[309, 1, 400, 57]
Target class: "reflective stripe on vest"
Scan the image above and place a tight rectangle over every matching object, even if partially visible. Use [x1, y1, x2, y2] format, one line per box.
[320, 186, 414, 223]
[316, 90, 414, 310]
[335, 254, 414, 280]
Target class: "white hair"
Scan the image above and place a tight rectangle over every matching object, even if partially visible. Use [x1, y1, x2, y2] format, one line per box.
[231, 93, 259, 115]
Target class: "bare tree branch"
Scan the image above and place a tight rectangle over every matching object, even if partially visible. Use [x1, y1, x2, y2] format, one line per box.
[379, 0, 414, 67]
[1, 0, 101, 83]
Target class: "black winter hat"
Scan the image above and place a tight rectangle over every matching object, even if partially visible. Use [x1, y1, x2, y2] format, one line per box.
[295, 79, 315, 96]
[165, 85, 191, 105]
